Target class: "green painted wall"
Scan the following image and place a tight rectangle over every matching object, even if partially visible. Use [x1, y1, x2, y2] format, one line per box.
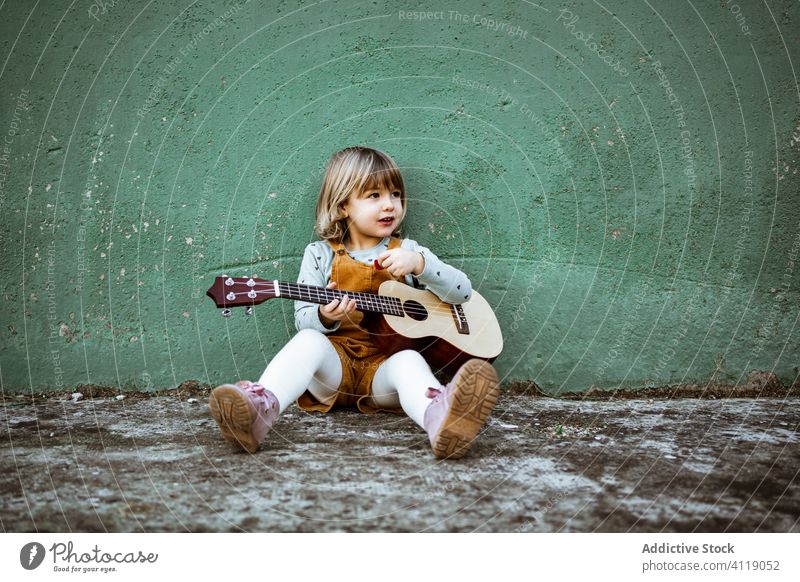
[1, 0, 798, 395]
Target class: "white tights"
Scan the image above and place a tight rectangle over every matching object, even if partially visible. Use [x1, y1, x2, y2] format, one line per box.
[256, 329, 438, 427]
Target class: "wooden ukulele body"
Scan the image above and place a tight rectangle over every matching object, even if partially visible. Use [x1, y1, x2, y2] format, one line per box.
[360, 281, 503, 374]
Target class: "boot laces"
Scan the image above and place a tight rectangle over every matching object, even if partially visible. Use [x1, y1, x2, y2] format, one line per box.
[425, 386, 443, 400]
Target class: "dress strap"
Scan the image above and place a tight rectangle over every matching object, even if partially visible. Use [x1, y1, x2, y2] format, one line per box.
[327, 238, 347, 256]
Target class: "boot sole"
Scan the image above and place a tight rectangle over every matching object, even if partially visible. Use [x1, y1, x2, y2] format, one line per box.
[431, 359, 500, 460]
[208, 384, 258, 453]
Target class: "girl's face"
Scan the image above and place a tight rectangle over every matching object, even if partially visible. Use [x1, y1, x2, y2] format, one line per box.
[341, 184, 403, 249]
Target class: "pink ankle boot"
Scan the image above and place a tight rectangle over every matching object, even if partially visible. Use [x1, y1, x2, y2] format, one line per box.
[209, 381, 280, 453]
[423, 359, 500, 459]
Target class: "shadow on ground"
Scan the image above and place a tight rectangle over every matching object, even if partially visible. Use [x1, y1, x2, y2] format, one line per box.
[1, 392, 798, 532]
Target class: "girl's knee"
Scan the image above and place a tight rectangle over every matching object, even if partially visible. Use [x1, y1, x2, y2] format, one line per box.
[292, 328, 339, 360]
[294, 328, 328, 346]
[388, 349, 428, 370]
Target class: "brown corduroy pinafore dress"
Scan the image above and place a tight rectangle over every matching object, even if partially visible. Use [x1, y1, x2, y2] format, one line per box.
[296, 236, 405, 415]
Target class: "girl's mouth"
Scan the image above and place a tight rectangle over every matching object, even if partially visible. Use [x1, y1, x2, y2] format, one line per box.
[378, 217, 394, 225]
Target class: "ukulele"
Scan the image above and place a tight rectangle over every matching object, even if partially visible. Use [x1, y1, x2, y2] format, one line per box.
[207, 276, 503, 373]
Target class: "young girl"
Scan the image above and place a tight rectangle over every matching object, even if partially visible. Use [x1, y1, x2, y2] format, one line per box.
[209, 146, 500, 459]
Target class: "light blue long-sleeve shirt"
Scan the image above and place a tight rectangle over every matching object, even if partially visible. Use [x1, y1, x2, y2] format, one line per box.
[295, 236, 473, 333]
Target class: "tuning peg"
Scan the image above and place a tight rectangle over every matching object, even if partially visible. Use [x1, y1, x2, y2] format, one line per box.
[225, 277, 235, 286]
[245, 307, 253, 316]
[221, 308, 232, 317]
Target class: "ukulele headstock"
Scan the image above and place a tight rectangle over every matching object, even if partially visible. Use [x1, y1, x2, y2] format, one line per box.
[206, 276, 276, 310]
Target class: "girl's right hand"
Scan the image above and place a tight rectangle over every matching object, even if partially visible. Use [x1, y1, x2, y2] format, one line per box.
[319, 281, 357, 328]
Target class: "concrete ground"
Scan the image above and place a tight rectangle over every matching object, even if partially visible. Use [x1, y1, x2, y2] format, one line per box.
[1, 389, 798, 532]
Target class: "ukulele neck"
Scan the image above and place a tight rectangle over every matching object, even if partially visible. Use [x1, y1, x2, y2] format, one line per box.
[275, 281, 403, 317]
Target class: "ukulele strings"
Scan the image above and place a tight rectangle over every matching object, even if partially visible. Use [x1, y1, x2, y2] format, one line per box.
[229, 283, 460, 316]
[275, 282, 461, 316]
[228, 289, 454, 317]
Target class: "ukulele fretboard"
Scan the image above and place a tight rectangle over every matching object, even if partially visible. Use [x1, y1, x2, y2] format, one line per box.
[275, 282, 404, 316]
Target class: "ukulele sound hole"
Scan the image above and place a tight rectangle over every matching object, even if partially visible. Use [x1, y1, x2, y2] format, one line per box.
[402, 300, 428, 321]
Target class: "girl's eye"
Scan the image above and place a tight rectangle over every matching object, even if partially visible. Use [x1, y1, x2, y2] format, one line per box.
[392, 191, 401, 198]
[368, 192, 379, 198]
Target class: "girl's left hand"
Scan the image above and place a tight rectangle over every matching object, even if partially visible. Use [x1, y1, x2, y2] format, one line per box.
[376, 249, 425, 277]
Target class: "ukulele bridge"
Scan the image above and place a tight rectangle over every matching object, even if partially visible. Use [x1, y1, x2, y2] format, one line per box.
[451, 304, 470, 335]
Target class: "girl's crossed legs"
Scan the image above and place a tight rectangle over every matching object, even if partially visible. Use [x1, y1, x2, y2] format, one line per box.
[256, 329, 436, 425]
[212, 328, 499, 458]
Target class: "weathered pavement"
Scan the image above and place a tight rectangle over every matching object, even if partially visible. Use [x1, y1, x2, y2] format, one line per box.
[1, 393, 798, 532]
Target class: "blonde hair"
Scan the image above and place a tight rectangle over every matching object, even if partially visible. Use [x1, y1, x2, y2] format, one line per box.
[315, 146, 407, 241]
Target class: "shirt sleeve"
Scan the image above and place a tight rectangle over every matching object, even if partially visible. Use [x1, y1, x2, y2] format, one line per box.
[294, 242, 341, 333]
[401, 238, 473, 304]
